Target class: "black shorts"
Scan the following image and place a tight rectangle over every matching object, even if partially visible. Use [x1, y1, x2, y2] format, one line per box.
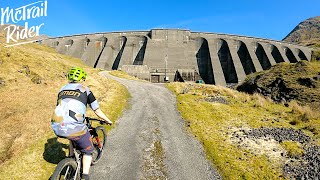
[68, 131, 94, 155]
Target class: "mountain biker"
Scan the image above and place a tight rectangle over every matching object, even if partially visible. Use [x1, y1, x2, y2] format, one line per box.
[51, 67, 112, 180]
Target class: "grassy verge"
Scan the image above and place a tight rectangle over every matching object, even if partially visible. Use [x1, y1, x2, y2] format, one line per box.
[167, 82, 319, 179]
[0, 43, 129, 179]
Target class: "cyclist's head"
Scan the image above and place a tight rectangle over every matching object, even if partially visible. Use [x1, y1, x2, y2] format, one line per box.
[67, 67, 87, 83]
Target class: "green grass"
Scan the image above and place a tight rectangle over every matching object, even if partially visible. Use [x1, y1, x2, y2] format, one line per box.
[280, 141, 304, 159]
[0, 42, 129, 179]
[312, 48, 320, 60]
[167, 82, 319, 179]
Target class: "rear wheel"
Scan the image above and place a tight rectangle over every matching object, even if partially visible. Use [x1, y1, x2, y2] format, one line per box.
[91, 126, 107, 165]
[51, 158, 78, 180]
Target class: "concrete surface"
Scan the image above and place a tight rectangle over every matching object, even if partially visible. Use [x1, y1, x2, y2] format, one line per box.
[41, 29, 312, 86]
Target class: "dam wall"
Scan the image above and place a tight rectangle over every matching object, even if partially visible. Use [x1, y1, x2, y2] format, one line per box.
[41, 29, 312, 85]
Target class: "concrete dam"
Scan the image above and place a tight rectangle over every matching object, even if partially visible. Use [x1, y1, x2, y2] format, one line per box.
[41, 29, 312, 86]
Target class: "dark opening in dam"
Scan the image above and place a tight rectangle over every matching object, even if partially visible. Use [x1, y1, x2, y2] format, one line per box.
[133, 36, 148, 65]
[67, 39, 74, 46]
[112, 36, 127, 70]
[53, 41, 59, 47]
[298, 49, 308, 60]
[94, 37, 108, 68]
[218, 39, 238, 83]
[256, 43, 271, 70]
[285, 47, 298, 63]
[238, 41, 256, 75]
[196, 38, 215, 84]
[271, 45, 285, 63]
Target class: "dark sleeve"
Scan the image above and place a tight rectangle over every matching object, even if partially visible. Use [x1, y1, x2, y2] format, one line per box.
[88, 91, 100, 110]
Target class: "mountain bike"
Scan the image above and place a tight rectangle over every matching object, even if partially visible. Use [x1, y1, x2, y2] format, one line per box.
[51, 117, 108, 180]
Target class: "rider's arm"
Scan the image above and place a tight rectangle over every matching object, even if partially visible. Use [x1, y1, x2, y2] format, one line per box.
[94, 108, 113, 125]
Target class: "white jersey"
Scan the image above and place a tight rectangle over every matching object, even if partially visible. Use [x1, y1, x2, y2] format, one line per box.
[51, 83, 100, 137]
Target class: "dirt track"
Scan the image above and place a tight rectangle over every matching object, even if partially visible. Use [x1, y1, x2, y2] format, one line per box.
[91, 72, 221, 180]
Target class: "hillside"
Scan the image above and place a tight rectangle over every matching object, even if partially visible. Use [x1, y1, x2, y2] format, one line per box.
[237, 60, 320, 110]
[230, 60, 320, 178]
[282, 16, 320, 61]
[168, 81, 319, 179]
[0, 38, 129, 179]
[283, 16, 320, 46]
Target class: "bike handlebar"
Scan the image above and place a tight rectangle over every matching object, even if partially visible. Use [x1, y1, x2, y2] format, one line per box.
[85, 117, 110, 125]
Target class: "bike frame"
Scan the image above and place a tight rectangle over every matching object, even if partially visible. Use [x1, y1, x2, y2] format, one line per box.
[53, 117, 107, 180]
[70, 118, 105, 179]
[70, 145, 82, 180]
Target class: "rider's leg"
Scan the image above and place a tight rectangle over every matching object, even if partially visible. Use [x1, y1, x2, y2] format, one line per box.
[68, 131, 93, 179]
[82, 154, 92, 174]
[73, 131, 93, 179]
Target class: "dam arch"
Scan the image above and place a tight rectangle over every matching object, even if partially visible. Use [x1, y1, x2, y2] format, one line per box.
[84, 38, 90, 49]
[41, 29, 312, 86]
[132, 36, 148, 65]
[255, 43, 271, 70]
[298, 49, 308, 60]
[112, 36, 127, 70]
[285, 47, 298, 63]
[237, 41, 256, 75]
[217, 39, 238, 84]
[52, 41, 59, 47]
[66, 39, 73, 46]
[81, 37, 107, 67]
[195, 37, 214, 84]
[133, 36, 148, 65]
[270, 44, 285, 63]
[93, 37, 108, 68]
[66, 37, 91, 58]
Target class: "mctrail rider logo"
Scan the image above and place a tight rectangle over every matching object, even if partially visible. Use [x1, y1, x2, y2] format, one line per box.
[0, 1, 48, 47]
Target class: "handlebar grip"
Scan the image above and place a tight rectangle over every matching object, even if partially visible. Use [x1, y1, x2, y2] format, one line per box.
[99, 121, 107, 125]
[86, 117, 99, 121]
[86, 117, 108, 125]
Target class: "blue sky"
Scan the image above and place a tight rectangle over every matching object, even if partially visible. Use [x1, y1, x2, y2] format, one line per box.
[1, 0, 320, 40]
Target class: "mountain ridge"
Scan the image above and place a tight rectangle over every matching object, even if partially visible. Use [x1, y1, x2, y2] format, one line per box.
[283, 16, 320, 46]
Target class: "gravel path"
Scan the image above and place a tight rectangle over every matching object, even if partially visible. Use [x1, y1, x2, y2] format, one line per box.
[91, 72, 221, 180]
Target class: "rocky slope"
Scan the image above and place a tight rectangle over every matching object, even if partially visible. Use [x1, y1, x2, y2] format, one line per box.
[237, 60, 320, 110]
[283, 16, 320, 46]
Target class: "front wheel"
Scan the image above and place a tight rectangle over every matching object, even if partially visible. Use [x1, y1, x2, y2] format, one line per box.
[91, 126, 107, 165]
[51, 158, 79, 180]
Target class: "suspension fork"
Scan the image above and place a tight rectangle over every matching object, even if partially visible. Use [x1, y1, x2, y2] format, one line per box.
[95, 136, 102, 149]
[90, 128, 103, 149]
